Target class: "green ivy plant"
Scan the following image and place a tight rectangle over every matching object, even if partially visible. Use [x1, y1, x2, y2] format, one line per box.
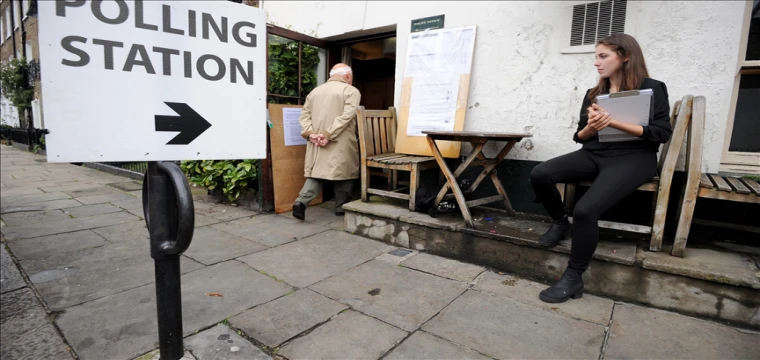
[267, 38, 320, 104]
[180, 159, 258, 203]
[0, 58, 34, 125]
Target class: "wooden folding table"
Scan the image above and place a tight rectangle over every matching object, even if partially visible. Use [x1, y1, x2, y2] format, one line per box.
[423, 131, 533, 228]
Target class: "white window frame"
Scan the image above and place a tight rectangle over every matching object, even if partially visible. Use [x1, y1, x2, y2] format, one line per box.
[559, 0, 636, 54]
[22, 0, 28, 20]
[5, 7, 11, 39]
[1, 12, 4, 43]
[720, 0, 760, 175]
[13, 1, 19, 30]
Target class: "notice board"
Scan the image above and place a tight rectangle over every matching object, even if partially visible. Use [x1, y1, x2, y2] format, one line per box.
[396, 25, 477, 158]
[269, 104, 322, 214]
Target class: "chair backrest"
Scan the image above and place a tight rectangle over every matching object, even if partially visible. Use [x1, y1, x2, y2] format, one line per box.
[356, 106, 397, 159]
[657, 96, 694, 174]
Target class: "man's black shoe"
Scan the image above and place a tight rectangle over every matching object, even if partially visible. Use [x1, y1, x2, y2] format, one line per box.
[539, 216, 570, 247]
[292, 201, 306, 220]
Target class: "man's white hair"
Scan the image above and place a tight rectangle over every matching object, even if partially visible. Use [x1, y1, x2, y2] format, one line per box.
[329, 66, 352, 77]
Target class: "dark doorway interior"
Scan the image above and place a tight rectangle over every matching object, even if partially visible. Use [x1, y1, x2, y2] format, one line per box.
[323, 35, 397, 204]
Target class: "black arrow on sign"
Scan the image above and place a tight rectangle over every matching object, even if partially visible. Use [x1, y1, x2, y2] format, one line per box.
[155, 102, 212, 145]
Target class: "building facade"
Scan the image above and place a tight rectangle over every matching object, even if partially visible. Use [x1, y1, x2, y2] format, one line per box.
[0, 0, 42, 129]
[264, 0, 759, 175]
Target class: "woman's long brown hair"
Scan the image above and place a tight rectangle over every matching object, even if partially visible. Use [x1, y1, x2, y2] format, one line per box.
[588, 34, 649, 103]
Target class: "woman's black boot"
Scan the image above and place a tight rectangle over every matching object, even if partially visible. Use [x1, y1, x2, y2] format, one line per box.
[539, 268, 584, 303]
[539, 216, 570, 247]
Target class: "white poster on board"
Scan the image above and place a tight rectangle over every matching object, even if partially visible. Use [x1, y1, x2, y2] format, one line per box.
[283, 107, 308, 146]
[404, 25, 476, 137]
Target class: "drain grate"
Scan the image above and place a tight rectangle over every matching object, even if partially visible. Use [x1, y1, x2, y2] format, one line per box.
[388, 249, 412, 257]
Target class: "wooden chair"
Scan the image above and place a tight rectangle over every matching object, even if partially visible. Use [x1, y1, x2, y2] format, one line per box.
[558, 95, 697, 252]
[357, 106, 438, 211]
[669, 95, 760, 256]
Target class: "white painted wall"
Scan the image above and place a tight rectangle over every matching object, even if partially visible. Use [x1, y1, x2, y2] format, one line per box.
[264, 1, 746, 172]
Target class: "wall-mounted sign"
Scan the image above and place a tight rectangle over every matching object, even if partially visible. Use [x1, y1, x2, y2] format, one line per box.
[411, 15, 445, 33]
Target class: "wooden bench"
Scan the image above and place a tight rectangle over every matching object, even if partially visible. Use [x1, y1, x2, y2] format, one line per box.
[357, 106, 438, 211]
[668, 99, 760, 255]
[559, 95, 698, 251]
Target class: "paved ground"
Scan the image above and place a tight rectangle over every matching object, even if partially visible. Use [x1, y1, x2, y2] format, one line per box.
[1, 145, 759, 360]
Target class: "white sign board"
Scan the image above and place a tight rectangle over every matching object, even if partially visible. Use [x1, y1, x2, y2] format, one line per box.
[403, 25, 476, 136]
[38, 0, 267, 162]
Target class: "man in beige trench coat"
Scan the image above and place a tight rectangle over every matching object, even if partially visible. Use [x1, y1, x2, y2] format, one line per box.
[292, 63, 362, 220]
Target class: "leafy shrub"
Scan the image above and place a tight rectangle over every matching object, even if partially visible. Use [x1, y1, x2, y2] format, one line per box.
[180, 160, 257, 203]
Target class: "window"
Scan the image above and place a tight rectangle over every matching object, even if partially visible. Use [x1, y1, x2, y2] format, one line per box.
[25, 40, 32, 62]
[561, 0, 629, 54]
[13, 1, 19, 30]
[22, 0, 28, 19]
[5, 8, 11, 38]
[721, 0, 760, 174]
[266, 25, 328, 105]
[1, 12, 4, 43]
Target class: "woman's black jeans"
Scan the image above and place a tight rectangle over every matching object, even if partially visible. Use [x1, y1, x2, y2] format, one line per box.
[529, 149, 657, 272]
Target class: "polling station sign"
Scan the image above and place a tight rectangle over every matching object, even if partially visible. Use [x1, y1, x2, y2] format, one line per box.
[38, 0, 267, 162]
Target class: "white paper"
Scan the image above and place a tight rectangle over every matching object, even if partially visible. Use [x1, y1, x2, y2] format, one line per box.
[403, 25, 476, 136]
[406, 74, 460, 136]
[283, 108, 308, 146]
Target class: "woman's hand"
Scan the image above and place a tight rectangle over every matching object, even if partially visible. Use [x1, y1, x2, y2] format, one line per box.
[587, 104, 612, 131]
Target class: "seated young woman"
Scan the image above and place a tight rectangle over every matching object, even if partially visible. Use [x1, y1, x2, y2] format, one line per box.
[529, 33, 673, 303]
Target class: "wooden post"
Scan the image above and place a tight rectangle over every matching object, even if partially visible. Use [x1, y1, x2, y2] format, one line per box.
[650, 95, 694, 252]
[671, 96, 706, 257]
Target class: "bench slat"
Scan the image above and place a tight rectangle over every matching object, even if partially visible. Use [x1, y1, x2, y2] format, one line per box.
[708, 174, 732, 192]
[740, 178, 760, 196]
[726, 177, 752, 194]
[700, 173, 714, 189]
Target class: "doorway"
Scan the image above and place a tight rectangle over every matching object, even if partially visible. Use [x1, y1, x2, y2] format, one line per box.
[323, 33, 398, 203]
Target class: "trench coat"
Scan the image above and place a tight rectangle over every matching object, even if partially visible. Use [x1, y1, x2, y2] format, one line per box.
[299, 77, 362, 181]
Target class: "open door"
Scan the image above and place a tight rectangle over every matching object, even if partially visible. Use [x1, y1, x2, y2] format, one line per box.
[260, 25, 332, 212]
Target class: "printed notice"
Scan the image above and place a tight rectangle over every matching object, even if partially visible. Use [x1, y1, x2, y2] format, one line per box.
[407, 74, 460, 136]
[283, 108, 308, 146]
[403, 25, 476, 136]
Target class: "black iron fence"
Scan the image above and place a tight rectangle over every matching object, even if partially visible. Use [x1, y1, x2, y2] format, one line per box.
[1, 127, 47, 149]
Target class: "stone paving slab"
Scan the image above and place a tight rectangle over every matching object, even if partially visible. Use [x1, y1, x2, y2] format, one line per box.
[57, 260, 293, 360]
[384, 331, 490, 360]
[474, 271, 614, 326]
[194, 213, 222, 227]
[193, 202, 257, 222]
[211, 214, 327, 247]
[311, 260, 469, 332]
[0, 287, 73, 360]
[0, 245, 26, 294]
[0, 209, 71, 227]
[605, 303, 760, 359]
[16, 238, 204, 310]
[63, 203, 124, 218]
[91, 220, 149, 242]
[0, 186, 44, 197]
[6, 230, 107, 260]
[183, 226, 267, 266]
[65, 186, 121, 198]
[423, 290, 605, 359]
[278, 201, 342, 226]
[229, 288, 348, 347]
[1, 211, 140, 241]
[1, 192, 73, 208]
[184, 324, 272, 360]
[238, 230, 394, 288]
[401, 252, 485, 282]
[7, 199, 84, 212]
[279, 310, 407, 360]
[75, 192, 136, 205]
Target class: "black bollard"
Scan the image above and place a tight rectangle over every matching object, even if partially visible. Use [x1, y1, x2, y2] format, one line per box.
[143, 161, 195, 360]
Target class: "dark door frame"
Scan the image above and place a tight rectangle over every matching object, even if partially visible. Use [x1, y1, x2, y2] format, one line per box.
[260, 24, 333, 212]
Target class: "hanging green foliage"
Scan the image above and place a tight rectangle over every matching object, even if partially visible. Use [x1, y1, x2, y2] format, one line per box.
[0, 58, 34, 124]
